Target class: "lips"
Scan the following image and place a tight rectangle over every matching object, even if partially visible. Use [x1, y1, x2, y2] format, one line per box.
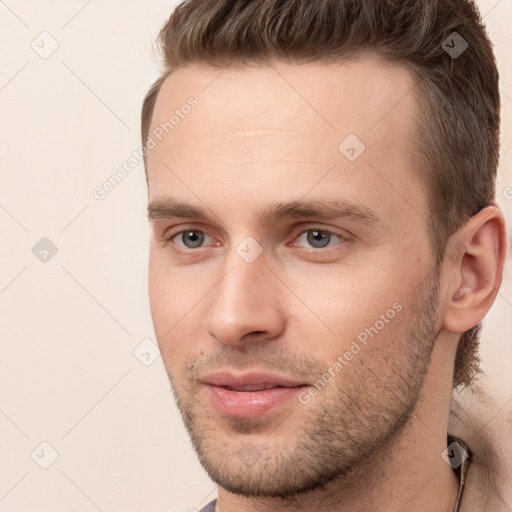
[223, 384, 281, 391]
[201, 371, 308, 419]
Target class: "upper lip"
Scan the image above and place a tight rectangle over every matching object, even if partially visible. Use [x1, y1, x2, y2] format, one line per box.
[201, 371, 309, 390]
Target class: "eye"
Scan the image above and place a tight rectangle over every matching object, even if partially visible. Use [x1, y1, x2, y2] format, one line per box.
[169, 230, 213, 249]
[165, 227, 348, 252]
[293, 229, 346, 249]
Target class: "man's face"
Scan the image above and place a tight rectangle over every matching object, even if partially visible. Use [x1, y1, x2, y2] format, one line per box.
[147, 55, 442, 496]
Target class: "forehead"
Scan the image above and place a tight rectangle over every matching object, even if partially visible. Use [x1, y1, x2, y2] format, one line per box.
[146, 54, 426, 227]
[149, 54, 418, 143]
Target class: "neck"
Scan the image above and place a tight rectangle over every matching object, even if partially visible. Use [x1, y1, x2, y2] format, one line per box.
[216, 336, 461, 512]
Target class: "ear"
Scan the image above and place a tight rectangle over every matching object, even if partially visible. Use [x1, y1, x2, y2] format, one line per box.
[441, 204, 508, 333]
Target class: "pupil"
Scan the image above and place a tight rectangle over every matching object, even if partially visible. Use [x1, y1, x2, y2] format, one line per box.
[184, 231, 203, 248]
[307, 230, 330, 248]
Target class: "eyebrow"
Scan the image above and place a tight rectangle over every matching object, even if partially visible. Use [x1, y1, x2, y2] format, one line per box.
[147, 196, 381, 226]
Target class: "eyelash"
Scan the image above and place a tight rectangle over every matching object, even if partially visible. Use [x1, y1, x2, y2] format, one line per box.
[164, 227, 350, 252]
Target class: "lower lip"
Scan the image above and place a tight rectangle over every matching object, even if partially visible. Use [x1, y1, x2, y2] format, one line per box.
[205, 385, 306, 418]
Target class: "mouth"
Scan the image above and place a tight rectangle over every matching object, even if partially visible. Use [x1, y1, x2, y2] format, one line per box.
[201, 371, 309, 419]
[221, 383, 288, 391]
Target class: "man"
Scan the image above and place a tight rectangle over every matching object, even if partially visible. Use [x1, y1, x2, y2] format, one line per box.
[142, 0, 511, 510]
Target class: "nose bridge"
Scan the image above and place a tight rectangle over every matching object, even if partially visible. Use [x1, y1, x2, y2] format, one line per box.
[204, 244, 283, 344]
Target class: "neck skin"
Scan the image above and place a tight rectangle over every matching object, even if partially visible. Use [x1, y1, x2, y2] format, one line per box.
[215, 330, 461, 512]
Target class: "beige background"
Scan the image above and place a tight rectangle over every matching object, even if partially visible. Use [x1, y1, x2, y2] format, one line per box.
[0, 1, 511, 510]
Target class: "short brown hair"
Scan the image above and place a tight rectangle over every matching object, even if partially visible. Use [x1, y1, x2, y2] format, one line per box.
[141, 0, 500, 389]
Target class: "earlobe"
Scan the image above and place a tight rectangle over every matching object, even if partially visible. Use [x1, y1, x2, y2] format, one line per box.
[441, 206, 507, 334]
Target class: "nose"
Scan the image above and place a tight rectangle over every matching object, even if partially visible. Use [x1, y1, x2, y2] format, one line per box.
[204, 253, 286, 346]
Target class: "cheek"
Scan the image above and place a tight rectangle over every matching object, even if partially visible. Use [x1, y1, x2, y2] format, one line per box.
[148, 255, 208, 367]
[284, 266, 406, 358]
[148, 254, 187, 352]
[148, 249, 191, 320]
[148, 254, 169, 332]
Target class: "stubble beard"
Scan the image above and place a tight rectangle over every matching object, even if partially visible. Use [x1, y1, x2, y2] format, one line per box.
[168, 270, 441, 498]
